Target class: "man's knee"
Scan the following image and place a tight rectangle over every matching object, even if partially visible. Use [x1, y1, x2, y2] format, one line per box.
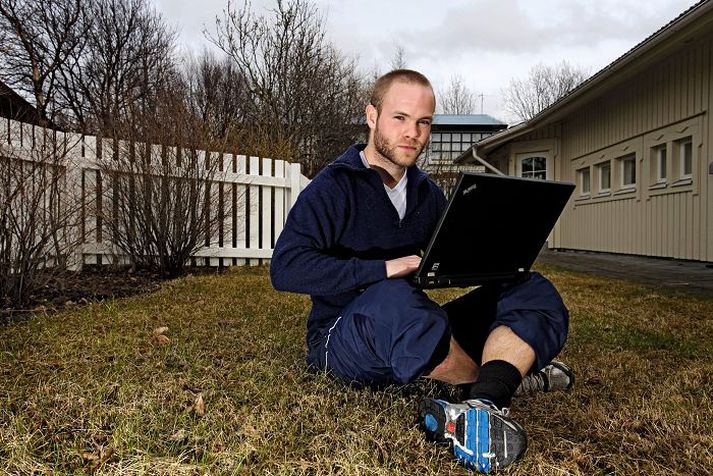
[360, 278, 448, 330]
[325, 279, 451, 385]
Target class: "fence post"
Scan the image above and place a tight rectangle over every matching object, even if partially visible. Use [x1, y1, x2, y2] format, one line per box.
[248, 156, 260, 266]
[288, 162, 302, 211]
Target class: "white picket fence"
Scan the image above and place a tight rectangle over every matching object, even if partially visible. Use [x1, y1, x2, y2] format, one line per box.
[1, 117, 309, 268]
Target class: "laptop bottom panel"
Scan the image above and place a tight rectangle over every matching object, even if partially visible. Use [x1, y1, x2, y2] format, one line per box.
[412, 271, 532, 289]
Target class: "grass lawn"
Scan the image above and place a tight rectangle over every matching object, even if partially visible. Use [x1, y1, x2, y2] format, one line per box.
[1, 265, 712, 475]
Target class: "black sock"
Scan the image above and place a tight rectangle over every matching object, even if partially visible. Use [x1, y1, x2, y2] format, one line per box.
[466, 360, 522, 408]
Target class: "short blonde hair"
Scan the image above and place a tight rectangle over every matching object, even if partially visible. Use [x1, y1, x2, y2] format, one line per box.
[369, 69, 434, 112]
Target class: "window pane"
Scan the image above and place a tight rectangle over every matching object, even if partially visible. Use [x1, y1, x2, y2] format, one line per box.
[442, 142, 451, 152]
[658, 147, 667, 180]
[441, 133, 451, 142]
[521, 157, 533, 173]
[623, 156, 636, 186]
[581, 169, 590, 193]
[534, 171, 546, 180]
[431, 133, 441, 142]
[462, 133, 472, 142]
[452, 133, 461, 142]
[601, 163, 611, 190]
[682, 140, 693, 176]
[533, 156, 547, 171]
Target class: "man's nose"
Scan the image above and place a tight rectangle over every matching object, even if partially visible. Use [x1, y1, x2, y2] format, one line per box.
[404, 120, 420, 139]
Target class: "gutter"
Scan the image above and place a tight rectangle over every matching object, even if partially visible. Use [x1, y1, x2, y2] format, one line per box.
[469, 148, 504, 175]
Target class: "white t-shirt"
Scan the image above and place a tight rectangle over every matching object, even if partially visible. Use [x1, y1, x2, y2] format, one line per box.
[360, 151, 408, 220]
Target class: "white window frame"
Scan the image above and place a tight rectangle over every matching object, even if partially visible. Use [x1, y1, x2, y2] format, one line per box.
[519, 155, 547, 180]
[620, 154, 636, 189]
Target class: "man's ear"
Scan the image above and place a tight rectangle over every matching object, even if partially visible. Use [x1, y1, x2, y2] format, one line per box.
[365, 104, 378, 129]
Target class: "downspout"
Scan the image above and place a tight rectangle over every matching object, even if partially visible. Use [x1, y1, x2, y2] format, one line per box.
[471, 148, 505, 176]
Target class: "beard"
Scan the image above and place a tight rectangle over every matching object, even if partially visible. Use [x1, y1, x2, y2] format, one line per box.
[373, 123, 427, 169]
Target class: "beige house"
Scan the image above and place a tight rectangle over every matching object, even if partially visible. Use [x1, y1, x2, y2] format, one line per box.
[460, 1, 713, 262]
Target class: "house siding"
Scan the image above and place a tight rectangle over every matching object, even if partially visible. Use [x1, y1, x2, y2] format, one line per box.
[492, 29, 713, 261]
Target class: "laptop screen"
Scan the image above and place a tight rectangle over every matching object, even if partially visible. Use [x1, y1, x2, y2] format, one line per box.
[413, 173, 574, 288]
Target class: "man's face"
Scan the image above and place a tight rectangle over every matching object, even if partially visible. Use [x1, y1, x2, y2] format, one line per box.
[367, 81, 435, 168]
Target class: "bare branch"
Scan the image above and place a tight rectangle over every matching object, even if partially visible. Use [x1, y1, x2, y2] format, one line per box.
[502, 61, 589, 122]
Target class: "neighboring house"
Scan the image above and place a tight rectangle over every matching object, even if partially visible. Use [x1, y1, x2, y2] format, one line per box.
[458, 1, 713, 262]
[0, 79, 44, 125]
[424, 114, 507, 193]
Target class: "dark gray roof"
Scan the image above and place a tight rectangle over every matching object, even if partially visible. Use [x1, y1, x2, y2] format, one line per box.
[432, 114, 506, 126]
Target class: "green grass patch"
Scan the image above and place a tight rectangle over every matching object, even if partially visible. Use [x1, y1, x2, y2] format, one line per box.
[1, 265, 712, 475]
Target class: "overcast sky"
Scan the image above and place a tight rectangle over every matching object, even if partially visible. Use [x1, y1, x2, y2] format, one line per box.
[150, 0, 698, 123]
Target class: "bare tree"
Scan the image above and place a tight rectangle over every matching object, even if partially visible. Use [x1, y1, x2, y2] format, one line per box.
[439, 74, 476, 115]
[207, 0, 366, 177]
[0, 0, 88, 125]
[184, 51, 248, 142]
[97, 82, 230, 276]
[503, 61, 589, 122]
[0, 128, 84, 308]
[60, 0, 177, 134]
[389, 45, 407, 70]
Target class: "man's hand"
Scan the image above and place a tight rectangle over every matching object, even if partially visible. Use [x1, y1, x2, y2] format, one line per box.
[385, 255, 422, 278]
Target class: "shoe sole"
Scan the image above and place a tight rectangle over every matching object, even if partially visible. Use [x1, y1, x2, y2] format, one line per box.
[419, 399, 528, 473]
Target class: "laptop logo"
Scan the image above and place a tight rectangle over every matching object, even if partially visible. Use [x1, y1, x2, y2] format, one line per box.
[463, 183, 478, 196]
[431, 262, 440, 272]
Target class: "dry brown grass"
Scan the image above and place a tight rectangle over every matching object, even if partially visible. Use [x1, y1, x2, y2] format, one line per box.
[1, 265, 712, 475]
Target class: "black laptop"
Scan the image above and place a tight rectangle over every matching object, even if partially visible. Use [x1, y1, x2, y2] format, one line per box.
[412, 172, 575, 289]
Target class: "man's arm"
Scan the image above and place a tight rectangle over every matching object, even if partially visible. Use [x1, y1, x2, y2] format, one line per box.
[270, 178, 388, 296]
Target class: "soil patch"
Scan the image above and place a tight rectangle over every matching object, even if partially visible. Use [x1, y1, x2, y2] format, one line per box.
[1, 266, 226, 323]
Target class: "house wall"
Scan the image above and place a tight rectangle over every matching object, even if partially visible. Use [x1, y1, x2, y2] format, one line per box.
[497, 28, 713, 261]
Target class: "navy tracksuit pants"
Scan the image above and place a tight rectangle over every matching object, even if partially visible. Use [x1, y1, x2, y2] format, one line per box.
[306, 272, 569, 386]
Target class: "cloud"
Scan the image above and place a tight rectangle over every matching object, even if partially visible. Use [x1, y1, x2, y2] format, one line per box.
[398, 0, 695, 60]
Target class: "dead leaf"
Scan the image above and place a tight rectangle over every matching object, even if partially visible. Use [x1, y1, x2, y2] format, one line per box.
[99, 446, 115, 466]
[82, 451, 99, 461]
[149, 334, 171, 346]
[193, 393, 205, 417]
[153, 326, 169, 336]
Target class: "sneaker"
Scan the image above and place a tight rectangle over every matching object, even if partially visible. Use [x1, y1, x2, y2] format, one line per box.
[419, 398, 527, 473]
[514, 360, 575, 397]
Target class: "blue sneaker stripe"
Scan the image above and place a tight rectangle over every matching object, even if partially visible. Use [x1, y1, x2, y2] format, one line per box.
[476, 408, 491, 473]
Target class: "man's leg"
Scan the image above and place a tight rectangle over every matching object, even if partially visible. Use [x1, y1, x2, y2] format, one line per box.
[420, 272, 569, 474]
[307, 278, 451, 387]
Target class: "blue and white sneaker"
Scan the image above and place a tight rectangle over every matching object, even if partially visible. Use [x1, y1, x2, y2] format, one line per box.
[419, 398, 527, 473]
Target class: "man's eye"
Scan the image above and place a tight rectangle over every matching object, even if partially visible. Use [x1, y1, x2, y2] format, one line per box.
[419, 120, 431, 126]
[394, 115, 405, 120]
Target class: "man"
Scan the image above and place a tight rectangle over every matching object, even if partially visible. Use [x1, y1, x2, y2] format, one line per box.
[270, 69, 572, 474]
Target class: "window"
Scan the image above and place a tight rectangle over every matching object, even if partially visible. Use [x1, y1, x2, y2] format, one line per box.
[520, 156, 547, 180]
[578, 167, 591, 195]
[598, 162, 611, 192]
[621, 154, 636, 187]
[679, 138, 693, 178]
[654, 145, 667, 182]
